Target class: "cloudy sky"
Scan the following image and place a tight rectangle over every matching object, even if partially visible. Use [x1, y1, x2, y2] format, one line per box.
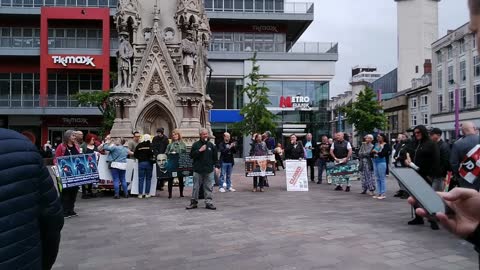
[296, 0, 469, 97]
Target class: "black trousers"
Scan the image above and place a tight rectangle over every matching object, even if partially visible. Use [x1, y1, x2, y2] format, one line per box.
[167, 176, 184, 198]
[81, 184, 93, 195]
[253, 176, 265, 188]
[307, 159, 315, 181]
[62, 187, 79, 214]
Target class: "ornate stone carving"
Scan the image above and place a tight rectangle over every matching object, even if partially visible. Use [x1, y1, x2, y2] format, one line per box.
[181, 33, 197, 87]
[145, 71, 168, 100]
[110, 0, 213, 140]
[117, 32, 134, 89]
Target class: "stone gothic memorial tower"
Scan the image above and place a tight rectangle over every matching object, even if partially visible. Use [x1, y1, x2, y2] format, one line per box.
[110, 0, 213, 145]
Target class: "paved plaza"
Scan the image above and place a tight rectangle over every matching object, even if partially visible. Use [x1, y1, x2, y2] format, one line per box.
[54, 165, 479, 270]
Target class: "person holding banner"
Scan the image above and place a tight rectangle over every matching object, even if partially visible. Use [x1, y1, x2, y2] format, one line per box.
[329, 132, 353, 192]
[135, 134, 155, 199]
[80, 133, 99, 199]
[54, 129, 81, 218]
[165, 129, 187, 199]
[250, 133, 269, 192]
[102, 138, 130, 199]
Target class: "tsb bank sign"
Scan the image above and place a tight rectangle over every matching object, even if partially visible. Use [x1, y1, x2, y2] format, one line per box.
[52, 56, 96, 67]
[279, 96, 311, 109]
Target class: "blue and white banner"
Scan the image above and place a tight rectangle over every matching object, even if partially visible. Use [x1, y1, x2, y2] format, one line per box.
[56, 153, 99, 188]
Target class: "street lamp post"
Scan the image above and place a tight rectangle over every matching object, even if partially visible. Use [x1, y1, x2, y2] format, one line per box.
[454, 85, 460, 139]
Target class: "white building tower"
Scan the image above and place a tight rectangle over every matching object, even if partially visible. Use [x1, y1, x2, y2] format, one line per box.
[396, 0, 440, 91]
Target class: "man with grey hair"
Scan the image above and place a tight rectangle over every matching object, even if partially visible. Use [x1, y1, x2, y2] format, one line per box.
[450, 121, 480, 190]
[330, 132, 353, 191]
[186, 128, 220, 210]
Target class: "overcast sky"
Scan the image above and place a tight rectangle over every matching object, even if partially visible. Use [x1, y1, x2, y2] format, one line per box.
[296, 0, 469, 97]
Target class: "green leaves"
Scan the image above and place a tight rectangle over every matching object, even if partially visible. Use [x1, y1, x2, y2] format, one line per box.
[74, 90, 114, 136]
[341, 87, 387, 135]
[233, 53, 277, 135]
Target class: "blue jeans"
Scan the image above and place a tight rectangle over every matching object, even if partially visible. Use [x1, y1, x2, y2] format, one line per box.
[374, 161, 387, 195]
[111, 168, 128, 197]
[138, 161, 153, 195]
[219, 163, 233, 189]
[317, 159, 327, 183]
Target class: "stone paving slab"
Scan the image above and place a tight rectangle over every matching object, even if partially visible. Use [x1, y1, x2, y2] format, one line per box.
[53, 165, 479, 269]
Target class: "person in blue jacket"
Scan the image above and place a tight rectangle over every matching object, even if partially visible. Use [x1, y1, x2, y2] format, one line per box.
[0, 128, 64, 270]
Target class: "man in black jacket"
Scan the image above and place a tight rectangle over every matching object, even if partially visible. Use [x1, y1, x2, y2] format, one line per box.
[0, 128, 64, 270]
[186, 128, 219, 210]
[430, 127, 451, 191]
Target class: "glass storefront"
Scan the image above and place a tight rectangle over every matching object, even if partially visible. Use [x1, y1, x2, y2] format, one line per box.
[209, 79, 330, 150]
[209, 78, 244, 109]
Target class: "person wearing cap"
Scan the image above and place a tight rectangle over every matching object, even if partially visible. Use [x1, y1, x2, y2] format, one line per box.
[429, 127, 451, 192]
[152, 128, 169, 190]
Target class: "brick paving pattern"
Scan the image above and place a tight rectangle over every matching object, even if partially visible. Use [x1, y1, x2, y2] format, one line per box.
[54, 164, 479, 270]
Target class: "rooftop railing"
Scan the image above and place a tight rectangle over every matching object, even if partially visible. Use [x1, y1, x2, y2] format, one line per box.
[209, 42, 337, 54]
[0, 0, 117, 8]
[204, 1, 314, 14]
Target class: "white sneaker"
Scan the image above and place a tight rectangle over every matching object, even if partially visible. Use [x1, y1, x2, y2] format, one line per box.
[138, 195, 143, 199]
[145, 195, 151, 198]
[228, 188, 236, 192]
[219, 188, 226, 193]
[377, 195, 386, 200]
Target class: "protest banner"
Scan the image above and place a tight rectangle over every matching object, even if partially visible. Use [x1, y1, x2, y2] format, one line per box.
[285, 159, 308, 191]
[97, 154, 113, 187]
[245, 155, 276, 177]
[130, 163, 158, 196]
[326, 160, 360, 184]
[55, 153, 99, 188]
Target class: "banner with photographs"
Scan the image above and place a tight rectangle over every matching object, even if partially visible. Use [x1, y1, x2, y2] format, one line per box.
[285, 159, 308, 191]
[245, 155, 276, 177]
[156, 153, 193, 179]
[55, 153, 99, 188]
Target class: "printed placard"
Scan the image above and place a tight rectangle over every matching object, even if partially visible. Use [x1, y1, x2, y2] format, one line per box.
[245, 155, 276, 177]
[285, 159, 308, 191]
[55, 153, 99, 188]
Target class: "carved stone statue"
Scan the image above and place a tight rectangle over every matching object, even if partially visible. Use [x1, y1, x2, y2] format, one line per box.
[118, 32, 134, 88]
[181, 33, 197, 87]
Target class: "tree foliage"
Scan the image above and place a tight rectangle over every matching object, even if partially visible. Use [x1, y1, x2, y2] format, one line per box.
[233, 53, 277, 135]
[74, 90, 115, 136]
[341, 87, 387, 135]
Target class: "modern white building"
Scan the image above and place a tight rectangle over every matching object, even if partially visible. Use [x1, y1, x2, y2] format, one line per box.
[329, 66, 382, 146]
[431, 22, 480, 140]
[395, 0, 440, 91]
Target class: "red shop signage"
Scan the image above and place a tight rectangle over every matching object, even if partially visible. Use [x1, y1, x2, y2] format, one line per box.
[46, 54, 106, 70]
[43, 116, 103, 127]
[211, 24, 287, 33]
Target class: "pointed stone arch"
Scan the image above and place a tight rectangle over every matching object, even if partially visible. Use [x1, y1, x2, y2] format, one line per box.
[135, 100, 179, 137]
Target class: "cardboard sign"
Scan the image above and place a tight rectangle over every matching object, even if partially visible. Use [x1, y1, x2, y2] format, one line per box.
[245, 155, 276, 177]
[55, 153, 99, 188]
[285, 159, 308, 191]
